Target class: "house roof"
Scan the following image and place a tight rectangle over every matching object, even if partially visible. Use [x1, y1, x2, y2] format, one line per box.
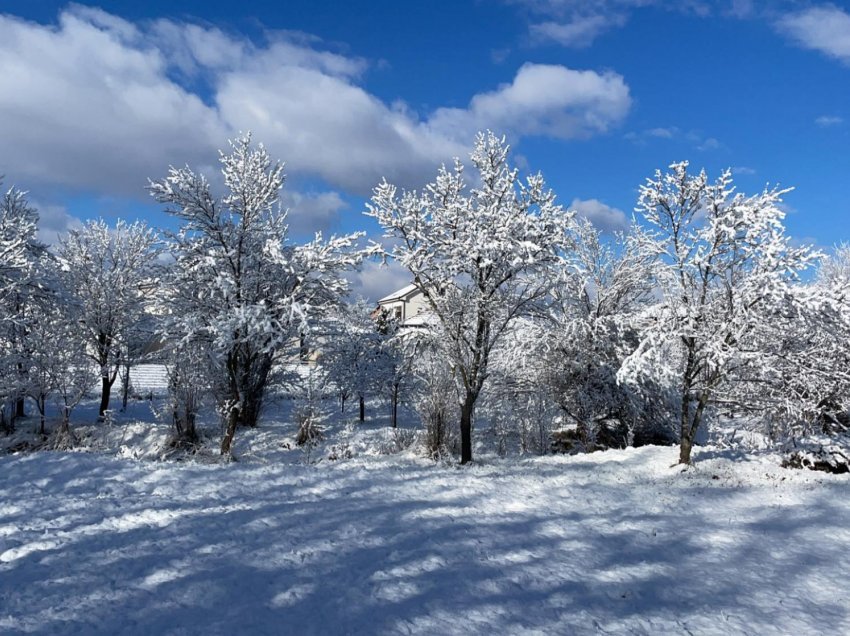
[377, 283, 421, 304]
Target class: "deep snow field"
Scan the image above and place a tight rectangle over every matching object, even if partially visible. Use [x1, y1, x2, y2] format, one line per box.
[1, 397, 849, 635]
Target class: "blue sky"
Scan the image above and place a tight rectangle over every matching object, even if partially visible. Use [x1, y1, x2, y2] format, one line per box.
[0, 1, 848, 297]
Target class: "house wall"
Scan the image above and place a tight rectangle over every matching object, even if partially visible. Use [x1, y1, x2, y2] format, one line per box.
[405, 291, 428, 320]
[380, 299, 406, 321]
[378, 288, 428, 323]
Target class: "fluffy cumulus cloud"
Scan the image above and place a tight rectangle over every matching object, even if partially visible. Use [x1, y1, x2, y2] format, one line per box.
[776, 5, 850, 64]
[569, 198, 630, 234]
[0, 8, 226, 197]
[429, 64, 631, 141]
[0, 6, 633, 204]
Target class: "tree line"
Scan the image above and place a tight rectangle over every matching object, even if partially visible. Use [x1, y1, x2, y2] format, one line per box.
[1, 132, 847, 464]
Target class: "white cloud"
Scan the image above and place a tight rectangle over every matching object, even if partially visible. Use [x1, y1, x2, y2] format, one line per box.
[281, 190, 347, 236]
[727, 0, 755, 19]
[530, 14, 624, 48]
[624, 126, 722, 151]
[0, 9, 227, 197]
[815, 115, 844, 127]
[347, 259, 411, 304]
[513, 1, 715, 47]
[0, 7, 633, 201]
[429, 63, 631, 142]
[731, 166, 756, 175]
[697, 137, 722, 151]
[30, 200, 84, 245]
[214, 63, 463, 194]
[569, 198, 630, 234]
[776, 5, 850, 64]
[646, 127, 677, 138]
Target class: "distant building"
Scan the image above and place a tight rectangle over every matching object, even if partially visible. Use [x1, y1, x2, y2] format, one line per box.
[375, 283, 430, 326]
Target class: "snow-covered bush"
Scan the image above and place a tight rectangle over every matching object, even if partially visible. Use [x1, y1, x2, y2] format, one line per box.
[380, 427, 417, 455]
[412, 352, 457, 460]
[782, 434, 850, 474]
[539, 220, 665, 451]
[161, 343, 211, 448]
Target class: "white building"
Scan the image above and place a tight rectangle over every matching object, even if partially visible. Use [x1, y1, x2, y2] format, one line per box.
[376, 283, 430, 325]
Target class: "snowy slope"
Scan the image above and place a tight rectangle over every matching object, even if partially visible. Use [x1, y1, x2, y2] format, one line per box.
[1, 443, 848, 635]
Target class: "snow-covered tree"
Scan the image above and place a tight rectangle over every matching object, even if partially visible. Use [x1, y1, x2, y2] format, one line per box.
[150, 134, 363, 456]
[540, 219, 662, 449]
[619, 162, 819, 464]
[741, 244, 850, 438]
[485, 319, 560, 455]
[323, 300, 384, 422]
[373, 308, 415, 429]
[50, 326, 95, 448]
[56, 219, 160, 419]
[367, 132, 574, 463]
[161, 341, 211, 447]
[0, 183, 39, 303]
[411, 344, 457, 459]
[18, 285, 93, 445]
[0, 182, 45, 429]
[21, 301, 64, 435]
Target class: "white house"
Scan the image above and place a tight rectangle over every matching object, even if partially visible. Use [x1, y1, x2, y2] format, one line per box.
[376, 283, 430, 325]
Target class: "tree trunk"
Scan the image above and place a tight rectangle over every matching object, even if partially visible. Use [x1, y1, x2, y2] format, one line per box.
[241, 395, 262, 428]
[121, 363, 131, 412]
[59, 409, 70, 436]
[38, 397, 46, 436]
[220, 405, 240, 456]
[340, 394, 346, 413]
[391, 385, 398, 429]
[679, 387, 710, 464]
[15, 397, 25, 419]
[235, 350, 272, 429]
[358, 395, 365, 422]
[460, 391, 475, 465]
[98, 375, 115, 419]
[0, 408, 10, 435]
[679, 432, 694, 464]
[679, 390, 695, 464]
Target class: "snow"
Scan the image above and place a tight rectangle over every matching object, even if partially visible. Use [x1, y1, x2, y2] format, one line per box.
[2, 418, 849, 635]
[377, 283, 419, 304]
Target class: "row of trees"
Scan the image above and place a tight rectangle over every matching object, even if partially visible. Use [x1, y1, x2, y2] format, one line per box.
[2, 132, 848, 464]
[0, 137, 363, 453]
[369, 132, 847, 464]
[0, 188, 161, 444]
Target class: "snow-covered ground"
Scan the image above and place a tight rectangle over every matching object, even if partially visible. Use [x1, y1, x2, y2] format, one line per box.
[1, 405, 849, 635]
